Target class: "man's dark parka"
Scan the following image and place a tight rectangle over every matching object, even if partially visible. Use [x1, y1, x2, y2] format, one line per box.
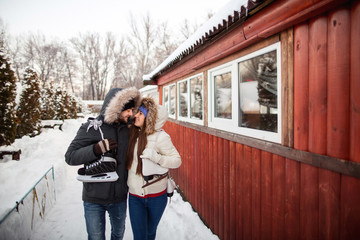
[65, 87, 141, 204]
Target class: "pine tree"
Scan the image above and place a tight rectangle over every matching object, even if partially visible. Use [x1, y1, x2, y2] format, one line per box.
[40, 81, 56, 120]
[69, 95, 80, 119]
[0, 48, 17, 146]
[53, 85, 65, 120]
[16, 67, 42, 137]
[62, 91, 71, 119]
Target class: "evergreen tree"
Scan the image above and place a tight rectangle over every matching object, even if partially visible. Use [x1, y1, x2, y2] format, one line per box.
[60, 91, 70, 120]
[68, 95, 80, 119]
[40, 81, 56, 120]
[16, 67, 42, 137]
[0, 48, 17, 146]
[54, 85, 65, 120]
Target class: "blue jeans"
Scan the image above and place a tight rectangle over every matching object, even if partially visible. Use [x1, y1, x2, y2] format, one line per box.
[83, 201, 127, 240]
[129, 192, 167, 240]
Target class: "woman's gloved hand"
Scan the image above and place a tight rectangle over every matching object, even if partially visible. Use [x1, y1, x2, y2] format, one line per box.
[140, 148, 161, 164]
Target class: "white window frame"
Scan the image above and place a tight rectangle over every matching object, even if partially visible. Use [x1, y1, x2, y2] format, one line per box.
[207, 42, 282, 143]
[177, 73, 204, 125]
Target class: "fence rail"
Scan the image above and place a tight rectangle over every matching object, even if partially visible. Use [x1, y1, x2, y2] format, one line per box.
[0, 166, 56, 240]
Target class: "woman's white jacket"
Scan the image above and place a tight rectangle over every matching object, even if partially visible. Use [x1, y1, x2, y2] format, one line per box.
[127, 105, 181, 197]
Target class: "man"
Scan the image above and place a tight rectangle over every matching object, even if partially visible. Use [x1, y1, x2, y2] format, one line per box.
[65, 87, 141, 240]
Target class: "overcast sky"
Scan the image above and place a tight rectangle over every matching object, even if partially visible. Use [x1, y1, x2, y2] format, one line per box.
[0, 0, 226, 40]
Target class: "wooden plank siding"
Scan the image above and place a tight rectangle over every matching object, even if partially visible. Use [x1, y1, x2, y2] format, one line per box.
[160, 3, 360, 240]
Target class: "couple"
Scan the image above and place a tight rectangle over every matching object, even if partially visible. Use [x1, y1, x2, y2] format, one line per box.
[65, 87, 181, 240]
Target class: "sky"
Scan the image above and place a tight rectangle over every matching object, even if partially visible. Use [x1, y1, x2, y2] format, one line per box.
[0, 0, 227, 40]
[0, 116, 219, 240]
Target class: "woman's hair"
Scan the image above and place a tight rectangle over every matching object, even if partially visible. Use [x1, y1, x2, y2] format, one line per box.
[126, 122, 148, 175]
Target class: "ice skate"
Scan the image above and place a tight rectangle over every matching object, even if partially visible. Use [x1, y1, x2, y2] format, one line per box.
[77, 156, 119, 182]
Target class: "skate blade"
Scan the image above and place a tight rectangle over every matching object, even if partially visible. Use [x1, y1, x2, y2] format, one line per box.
[76, 171, 119, 182]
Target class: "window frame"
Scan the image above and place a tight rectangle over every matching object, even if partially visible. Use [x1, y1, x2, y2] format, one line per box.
[177, 73, 204, 125]
[207, 42, 282, 143]
[162, 84, 176, 119]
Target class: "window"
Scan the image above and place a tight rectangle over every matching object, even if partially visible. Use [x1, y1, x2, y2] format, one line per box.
[163, 86, 169, 112]
[214, 72, 232, 119]
[208, 42, 281, 143]
[162, 84, 176, 118]
[190, 75, 203, 120]
[178, 80, 188, 118]
[239, 49, 278, 132]
[169, 84, 176, 117]
[177, 74, 204, 124]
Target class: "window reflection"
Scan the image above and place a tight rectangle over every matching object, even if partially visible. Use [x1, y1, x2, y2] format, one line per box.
[238, 50, 277, 132]
[214, 72, 232, 119]
[169, 85, 176, 116]
[190, 76, 203, 120]
[163, 87, 169, 112]
[179, 81, 188, 117]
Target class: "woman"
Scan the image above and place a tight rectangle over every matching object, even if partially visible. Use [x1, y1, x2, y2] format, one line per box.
[126, 97, 181, 240]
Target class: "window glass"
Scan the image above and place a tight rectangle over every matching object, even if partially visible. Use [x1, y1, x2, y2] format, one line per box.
[190, 76, 203, 120]
[214, 72, 232, 119]
[238, 50, 277, 132]
[169, 84, 176, 116]
[163, 87, 169, 111]
[179, 81, 188, 117]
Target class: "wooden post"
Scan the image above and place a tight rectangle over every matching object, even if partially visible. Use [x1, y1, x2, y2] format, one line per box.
[341, 2, 360, 239]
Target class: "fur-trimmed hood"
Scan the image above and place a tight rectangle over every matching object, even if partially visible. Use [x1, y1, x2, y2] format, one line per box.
[101, 87, 141, 124]
[141, 97, 168, 135]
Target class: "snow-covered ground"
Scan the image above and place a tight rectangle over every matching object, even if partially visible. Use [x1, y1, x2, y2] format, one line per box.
[0, 117, 218, 240]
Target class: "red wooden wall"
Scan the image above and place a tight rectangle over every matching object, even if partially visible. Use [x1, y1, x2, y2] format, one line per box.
[163, 2, 360, 239]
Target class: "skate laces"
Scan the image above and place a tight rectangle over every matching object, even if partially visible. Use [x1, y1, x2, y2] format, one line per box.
[85, 159, 102, 170]
[84, 156, 117, 175]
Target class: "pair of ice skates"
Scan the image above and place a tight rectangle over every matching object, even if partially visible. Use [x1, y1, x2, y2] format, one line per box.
[77, 155, 175, 197]
[76, 156, 169, 183]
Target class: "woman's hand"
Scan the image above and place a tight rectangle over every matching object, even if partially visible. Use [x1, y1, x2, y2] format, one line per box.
[140, 148, 160, 163]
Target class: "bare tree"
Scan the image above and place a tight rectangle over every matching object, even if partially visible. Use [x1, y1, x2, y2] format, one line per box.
[71, 32, 115, 100]
[22, 33, 62, 87]
[7, 36, 26, 81]
[179, 10, 214, 41]
[54, 45, 78, 95]
[154, 21, 179, 64]
[126, 12, 158, 88]
[179, 19, 198, 40]
[111, 37, 136, 88]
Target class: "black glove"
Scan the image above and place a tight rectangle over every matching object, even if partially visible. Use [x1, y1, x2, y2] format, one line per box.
[93, 139, 118, 156]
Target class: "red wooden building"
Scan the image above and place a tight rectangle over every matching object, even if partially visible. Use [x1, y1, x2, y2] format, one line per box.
[143, 0, 360, 239]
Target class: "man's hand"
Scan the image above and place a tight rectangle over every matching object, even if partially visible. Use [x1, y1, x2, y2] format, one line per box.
[94, 139, 118, 156]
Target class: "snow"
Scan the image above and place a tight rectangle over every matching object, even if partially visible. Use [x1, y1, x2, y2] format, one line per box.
[0, 117, 218, 240]
[143, 0, 249, 80]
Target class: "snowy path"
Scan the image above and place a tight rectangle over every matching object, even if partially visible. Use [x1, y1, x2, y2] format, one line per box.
[30, 165, 219, 240]
[0, 118, 218, 240]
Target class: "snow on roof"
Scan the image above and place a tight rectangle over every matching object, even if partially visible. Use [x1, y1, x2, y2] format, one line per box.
[143, 0, 253, 81]
[139, 85, 158, 93]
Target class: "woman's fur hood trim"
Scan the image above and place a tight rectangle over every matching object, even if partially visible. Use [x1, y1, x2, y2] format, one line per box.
[141, 97, 168, 135]
[103, 87, 141, 124]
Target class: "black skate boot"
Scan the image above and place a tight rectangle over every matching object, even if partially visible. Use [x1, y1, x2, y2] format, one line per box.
[77, 154, 119, 182]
